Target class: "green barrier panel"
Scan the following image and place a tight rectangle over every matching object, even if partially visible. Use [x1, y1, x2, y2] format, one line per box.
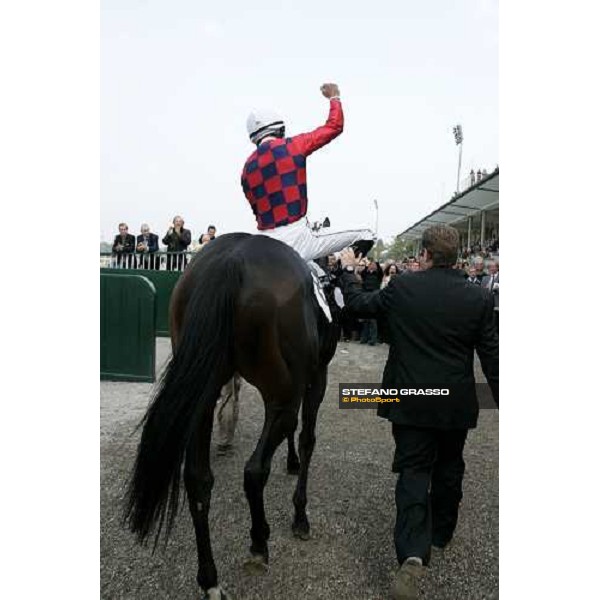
[101, 274, 157, 382]
[100, 268, 181, 336]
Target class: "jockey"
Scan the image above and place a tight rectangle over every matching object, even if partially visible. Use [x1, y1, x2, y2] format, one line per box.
[241, 82, 376, 263]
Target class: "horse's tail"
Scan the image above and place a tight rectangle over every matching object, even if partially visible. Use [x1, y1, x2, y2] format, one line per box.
[124, 253, 242, 547]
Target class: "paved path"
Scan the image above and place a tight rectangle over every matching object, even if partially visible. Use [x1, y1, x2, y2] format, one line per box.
[101, 339, 498, 599]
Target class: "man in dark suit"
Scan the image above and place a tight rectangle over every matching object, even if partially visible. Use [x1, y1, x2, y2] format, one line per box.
[162, 215, 192, 271]
[111, 222, 136, 268]
[136, 223, 159, 270]
[465, 264, 481, 284]
[473, 256, 486, 282]
[481, 259, 499, 334]
[339, 224, 498, 600]
[360, 260, 383, 345]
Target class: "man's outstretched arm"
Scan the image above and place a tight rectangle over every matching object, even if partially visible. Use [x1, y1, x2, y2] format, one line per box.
[338, 248, 395, 317]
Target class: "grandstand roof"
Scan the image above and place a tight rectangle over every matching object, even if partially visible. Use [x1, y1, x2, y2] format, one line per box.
[398, 168, 499, 240]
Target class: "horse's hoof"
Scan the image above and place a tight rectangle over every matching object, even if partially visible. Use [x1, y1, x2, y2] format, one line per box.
[292, 523, 311, 541]
[243, 553, 269, 575]
[201, 586, 232, 600]
[286, 463, 300, 475]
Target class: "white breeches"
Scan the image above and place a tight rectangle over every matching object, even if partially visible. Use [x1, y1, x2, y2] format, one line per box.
[258, 218, 375, 261]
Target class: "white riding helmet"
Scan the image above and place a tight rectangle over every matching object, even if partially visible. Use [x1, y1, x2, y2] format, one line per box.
[246, 109, 286, 145]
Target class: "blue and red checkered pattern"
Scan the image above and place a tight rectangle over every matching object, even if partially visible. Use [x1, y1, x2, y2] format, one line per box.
[241, 99, 344, 230]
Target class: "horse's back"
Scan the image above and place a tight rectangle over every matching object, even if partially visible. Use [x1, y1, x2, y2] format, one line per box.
[233, 235, 319, 397]
[171, 233, 319, 394]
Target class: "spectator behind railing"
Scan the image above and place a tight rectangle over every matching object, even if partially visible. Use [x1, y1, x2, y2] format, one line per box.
[190, 233, 212, 255]
[136, 223, 159, 270]
[162, 215, 191, 271]
[193, 225, 217, 247]
[199, 233, 212, 249]
[112, 223, 136, 268]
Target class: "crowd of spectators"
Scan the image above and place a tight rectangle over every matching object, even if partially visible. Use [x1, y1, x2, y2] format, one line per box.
[460, 236, 499, 259]
[327, 250, 499, 344]
[107, 218, 499, 336]
[109, 217, 217, 271]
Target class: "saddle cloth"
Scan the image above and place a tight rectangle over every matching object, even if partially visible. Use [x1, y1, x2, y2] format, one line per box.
[307, 261, 332, 322]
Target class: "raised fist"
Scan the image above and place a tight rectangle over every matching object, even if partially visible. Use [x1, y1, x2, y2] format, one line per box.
[321, 83, 340, 99]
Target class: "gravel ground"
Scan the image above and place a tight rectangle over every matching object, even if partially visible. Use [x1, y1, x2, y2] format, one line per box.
[101, 338, 498, 600]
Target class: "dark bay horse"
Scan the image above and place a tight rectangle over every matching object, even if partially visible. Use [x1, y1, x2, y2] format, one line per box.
[125, 233, 339, 599]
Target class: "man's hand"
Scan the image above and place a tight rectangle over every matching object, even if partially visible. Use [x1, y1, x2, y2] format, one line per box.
[340, 248, 359, 269]
[321, 83, 340, 99]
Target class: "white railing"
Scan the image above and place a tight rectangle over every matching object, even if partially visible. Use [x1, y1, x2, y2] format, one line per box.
[100, 251, 197, 272]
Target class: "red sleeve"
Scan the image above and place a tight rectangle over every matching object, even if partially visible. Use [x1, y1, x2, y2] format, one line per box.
[292, 99, 344, 156]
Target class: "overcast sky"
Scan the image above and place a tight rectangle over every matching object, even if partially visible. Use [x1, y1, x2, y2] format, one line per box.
[101, 0, 497, 244]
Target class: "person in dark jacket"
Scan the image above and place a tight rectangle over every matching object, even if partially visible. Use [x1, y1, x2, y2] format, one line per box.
[466, 265, 481, 284]
[112, 222, 136, 268]
[339, 224, 498, 600]
[162, 215, 191, 271]
[360, 260, 383, 345]
[136, 223, 159, 270]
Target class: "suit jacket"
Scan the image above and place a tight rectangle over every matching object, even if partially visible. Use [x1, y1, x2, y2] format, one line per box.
[362, 268, 383, 292]
[162, 228, 191, 252]
[341, 267, 499, 429]
[481, 273, 499, 309]
[112, 234, 135, 254]
[136, 233, 159, 253]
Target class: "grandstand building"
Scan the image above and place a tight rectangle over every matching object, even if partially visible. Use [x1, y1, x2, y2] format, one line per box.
[399, 167, 499, 253]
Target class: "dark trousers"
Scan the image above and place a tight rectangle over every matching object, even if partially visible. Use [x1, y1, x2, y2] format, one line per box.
[137, 253, 158, 270]
[391, 424, 468, 565]
[114, 253, 135, 269]
[360, 319, 378, 345]
[166, 253, 187, 271]
[340, 308, 356, 341]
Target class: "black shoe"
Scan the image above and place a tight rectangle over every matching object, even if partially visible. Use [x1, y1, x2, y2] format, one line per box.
[351, 239, 375, 258]
[431, 537, 452, 550]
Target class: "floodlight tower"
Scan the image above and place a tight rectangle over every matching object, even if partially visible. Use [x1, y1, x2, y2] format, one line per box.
[453, 124, 463, 195]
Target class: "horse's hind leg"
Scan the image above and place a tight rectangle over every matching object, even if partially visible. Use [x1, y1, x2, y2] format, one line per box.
[184, 402, 228, 599]
[243, 404, 299, 573]
[292, 366, 328, 540]
[286, 431, 300, 475]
